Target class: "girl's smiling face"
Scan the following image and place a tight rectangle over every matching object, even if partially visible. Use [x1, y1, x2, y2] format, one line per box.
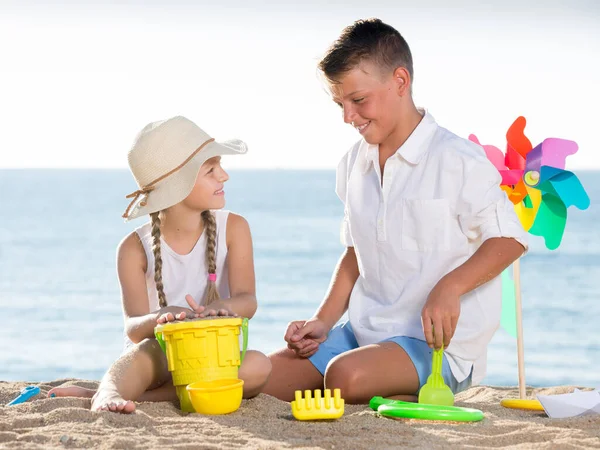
[183, 156, 229, 211]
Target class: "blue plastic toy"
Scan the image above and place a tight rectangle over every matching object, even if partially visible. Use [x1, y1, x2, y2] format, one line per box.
[6, 386, 40, 406]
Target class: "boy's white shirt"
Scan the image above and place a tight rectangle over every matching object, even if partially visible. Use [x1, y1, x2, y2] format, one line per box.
[336, 109, 528, 385]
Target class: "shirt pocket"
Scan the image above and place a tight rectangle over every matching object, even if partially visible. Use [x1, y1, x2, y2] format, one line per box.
[401, 198, 451, 252]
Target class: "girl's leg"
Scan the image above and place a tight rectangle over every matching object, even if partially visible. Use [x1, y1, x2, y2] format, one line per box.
[324, 342, 420, 404]
[49, 348, 271, 404]
[47, 376, 176, 403]
[238, 350, 272, 398]
[136, 380, 177, 402]
[47, 386, 96, 399]
[91, 338, 171, 413]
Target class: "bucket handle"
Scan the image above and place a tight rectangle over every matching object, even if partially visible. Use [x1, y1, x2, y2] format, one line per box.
[155, 329, 167, 354]
[240, 317, 248, 364]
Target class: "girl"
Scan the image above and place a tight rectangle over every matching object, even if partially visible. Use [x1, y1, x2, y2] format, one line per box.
[49, 116, 271, 413]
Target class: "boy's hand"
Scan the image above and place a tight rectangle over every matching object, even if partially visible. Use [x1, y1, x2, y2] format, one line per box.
[421, 281, 461, 350]
[284, 318, 329, 358]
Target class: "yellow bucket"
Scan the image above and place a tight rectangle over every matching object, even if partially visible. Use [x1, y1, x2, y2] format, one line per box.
[154, 317, 248, 412]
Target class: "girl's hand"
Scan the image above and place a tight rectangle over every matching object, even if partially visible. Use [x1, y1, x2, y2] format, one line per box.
[185, 294, 238, 318]
[194, 306, 237, 318]
[156, 306, 198, 324]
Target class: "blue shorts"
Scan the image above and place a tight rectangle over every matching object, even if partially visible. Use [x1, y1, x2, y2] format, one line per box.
[308, 321, 472, 394]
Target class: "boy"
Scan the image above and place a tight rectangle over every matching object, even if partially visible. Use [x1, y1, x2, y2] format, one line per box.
[263, 18, 528, 404]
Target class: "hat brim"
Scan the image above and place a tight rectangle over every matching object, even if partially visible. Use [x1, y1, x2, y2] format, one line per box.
[125, 139, 247, 220]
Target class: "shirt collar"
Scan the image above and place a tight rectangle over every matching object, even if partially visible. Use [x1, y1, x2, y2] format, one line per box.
[361, 108, 438, 174]
[362, 142, 378, 174]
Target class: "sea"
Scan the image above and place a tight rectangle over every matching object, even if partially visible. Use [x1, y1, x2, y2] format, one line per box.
[0, 169, 598, 388]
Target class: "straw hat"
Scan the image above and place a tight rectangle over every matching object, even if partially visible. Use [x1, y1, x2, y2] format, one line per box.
[122, 116, 247, 221]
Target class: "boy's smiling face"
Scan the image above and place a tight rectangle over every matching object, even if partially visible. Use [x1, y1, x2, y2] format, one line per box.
[330, 60, 409, 148]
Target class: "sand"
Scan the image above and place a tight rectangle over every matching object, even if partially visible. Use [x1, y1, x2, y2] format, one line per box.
[0, 380, 599, 449]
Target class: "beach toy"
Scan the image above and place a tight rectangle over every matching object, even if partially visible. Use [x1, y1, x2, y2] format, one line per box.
[470, 117, 589, 251]
[155, 316, 248, 412]
[470, 117, 589, 401]
[186, 379, 244, 415]
[537, 388, 600, 418]
[500, 398, 544, 411]
[6, 385, 40, 406]
[418, 347, 454, 406]
[291, 389, 344, 420]
[370, 396, 484, 422]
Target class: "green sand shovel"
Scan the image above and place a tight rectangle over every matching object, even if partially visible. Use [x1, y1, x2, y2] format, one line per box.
[418, 347, 455, 406]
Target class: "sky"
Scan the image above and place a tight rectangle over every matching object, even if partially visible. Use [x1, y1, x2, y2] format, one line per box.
[0, 0, 598, 170]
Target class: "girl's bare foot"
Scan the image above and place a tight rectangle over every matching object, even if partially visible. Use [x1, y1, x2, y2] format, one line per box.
[91, 388, 136, 413]
[48, 385, 135, 413]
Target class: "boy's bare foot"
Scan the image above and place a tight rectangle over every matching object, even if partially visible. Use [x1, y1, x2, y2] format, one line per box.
[47, 386, 96, 399]
[91, 389, 136, 413]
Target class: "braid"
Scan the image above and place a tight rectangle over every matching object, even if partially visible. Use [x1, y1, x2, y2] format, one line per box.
[201, 210, 220, 306]
[150, 212, 167, 308]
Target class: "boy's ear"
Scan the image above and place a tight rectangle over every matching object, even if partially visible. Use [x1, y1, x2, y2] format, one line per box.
[393, 67, 410, 96]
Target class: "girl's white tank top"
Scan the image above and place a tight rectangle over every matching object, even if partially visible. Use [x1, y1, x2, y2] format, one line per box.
[123, 210, 231, 349]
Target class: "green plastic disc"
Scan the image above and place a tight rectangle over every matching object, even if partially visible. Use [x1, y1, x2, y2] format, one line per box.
[370, 397, 483, 422]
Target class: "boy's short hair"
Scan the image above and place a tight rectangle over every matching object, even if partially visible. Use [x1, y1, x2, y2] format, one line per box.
[319, 18, 414, 84]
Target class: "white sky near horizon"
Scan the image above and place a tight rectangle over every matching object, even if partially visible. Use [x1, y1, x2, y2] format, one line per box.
[0, 0, 598, 170]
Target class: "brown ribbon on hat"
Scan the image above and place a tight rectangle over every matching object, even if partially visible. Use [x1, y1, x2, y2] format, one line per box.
[122, 138, 215, 218]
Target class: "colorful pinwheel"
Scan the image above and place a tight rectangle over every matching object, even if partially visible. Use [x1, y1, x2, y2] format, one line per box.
[469, 116, 590, 402]
[469, 116, 590, 250]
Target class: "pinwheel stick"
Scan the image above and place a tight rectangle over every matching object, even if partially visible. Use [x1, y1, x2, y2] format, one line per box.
[514, 258, 526, 399]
